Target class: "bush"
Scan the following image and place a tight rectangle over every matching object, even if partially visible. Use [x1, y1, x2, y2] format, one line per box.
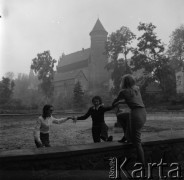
[167, 105, 184, 110]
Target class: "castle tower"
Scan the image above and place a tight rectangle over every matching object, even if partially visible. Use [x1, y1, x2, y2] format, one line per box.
[89, 19, 109, 93]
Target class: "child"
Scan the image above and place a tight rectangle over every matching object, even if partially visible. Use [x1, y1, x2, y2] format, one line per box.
[33, 104, 72, 148]
[73, 96, 113, 143]
[115, 101, 130, 143]
[112, 74, 146, 165]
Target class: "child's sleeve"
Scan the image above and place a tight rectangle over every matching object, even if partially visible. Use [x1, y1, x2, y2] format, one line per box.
[102, 105, 114, 112]
[52, 116, 69, 124]
[77, 108, 91, 120]
[33, 118, 41, 143]
[112, 90, 125, 107]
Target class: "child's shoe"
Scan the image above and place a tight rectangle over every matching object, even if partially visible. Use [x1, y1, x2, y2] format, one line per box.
[118, 136, 127, 143]
[107, 136, 113, 142]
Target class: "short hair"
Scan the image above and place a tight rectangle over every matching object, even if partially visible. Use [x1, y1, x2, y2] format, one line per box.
[121, 74, 135, 89]
[92, 96, 102, 104]
[42, 104, 53, 119]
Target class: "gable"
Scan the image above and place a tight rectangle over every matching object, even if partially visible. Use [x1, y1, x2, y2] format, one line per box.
[54, 71, 76, 82]
[54, 68, 89, 82]
[75, 70, 88, 82]
[58, 48, 90, 67]
[57, 59, 88, 73]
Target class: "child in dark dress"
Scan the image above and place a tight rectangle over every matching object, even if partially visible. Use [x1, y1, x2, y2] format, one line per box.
[73, 96, 113, 143]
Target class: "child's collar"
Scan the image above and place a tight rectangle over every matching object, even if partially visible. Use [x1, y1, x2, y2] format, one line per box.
[93, 104, 104, 110]
[93, 105, 101, 110]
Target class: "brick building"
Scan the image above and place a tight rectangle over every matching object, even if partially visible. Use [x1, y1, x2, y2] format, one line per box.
[54, 19, 110, 97]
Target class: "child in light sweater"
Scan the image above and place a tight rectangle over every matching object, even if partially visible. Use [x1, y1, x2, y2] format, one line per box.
[33, 104, 72, 148]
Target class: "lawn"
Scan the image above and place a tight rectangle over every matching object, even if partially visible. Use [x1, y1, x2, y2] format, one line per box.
[0, 113, 184, 150]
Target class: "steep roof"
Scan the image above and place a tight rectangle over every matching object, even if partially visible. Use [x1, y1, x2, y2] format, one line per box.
[54, 71, 77, 82]
[54, 69, 89, 82]
[57, 59, 88, 73]
[80, 69, 89, 81]
[76, 70, 88, 81]
[90, 18, 107, 35]
[58, 48, 90, 67]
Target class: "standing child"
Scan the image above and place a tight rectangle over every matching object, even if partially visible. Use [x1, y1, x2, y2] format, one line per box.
[115, 102, 130, 143]
[112, 74, 147, 165]
[73, 96, 113, 143]
[33, 104, 72, 148]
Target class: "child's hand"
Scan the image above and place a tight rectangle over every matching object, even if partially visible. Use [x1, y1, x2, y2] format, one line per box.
[72, 116, 77, 123]
[112, 101, 119, 107]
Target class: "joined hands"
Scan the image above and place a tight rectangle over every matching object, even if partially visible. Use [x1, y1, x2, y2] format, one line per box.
[67, 116, 77, 123]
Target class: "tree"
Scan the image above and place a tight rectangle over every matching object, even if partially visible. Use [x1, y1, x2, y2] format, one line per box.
[131, 22, 176, 99]
[13, 73, 43, 108]
[5, 72, 15, 80]
[31, 51, 56, 101]
[13, 73, 29, 100]
[168, 25, 184, 71]
[0, 77, 15, 104]
[105, 26, 136, 95]
[73, 81, 84, 109]
[107, 59, 132, 95]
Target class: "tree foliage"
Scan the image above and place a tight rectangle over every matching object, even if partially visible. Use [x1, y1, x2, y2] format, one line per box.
[13, 73, 29, 100]
[31, 51, 56, 100]
[73, 81, 84, 109]
[13, 73, 43, 108]
[105, 26, 136, 95]
[168, 25, 184, 71]
[107, 59, 131, 95]
[0, 77, 15, 104]
[131, 22, 176, 98]
[5, 72, 15, 80]
[131, 23, 165, 72]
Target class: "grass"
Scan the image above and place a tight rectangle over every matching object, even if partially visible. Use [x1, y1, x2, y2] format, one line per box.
[0, 113, 184, 150]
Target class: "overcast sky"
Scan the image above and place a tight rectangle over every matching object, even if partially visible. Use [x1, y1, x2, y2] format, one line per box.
[0, 0, 184, 79]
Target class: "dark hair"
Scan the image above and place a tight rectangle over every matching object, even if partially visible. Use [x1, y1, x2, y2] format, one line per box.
[92, 96, 102, 104]
[42, 104, 53, 119]
[121, 74, 135, 89]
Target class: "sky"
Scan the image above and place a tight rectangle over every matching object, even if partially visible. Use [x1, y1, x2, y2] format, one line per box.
[0, 0, 184, 79]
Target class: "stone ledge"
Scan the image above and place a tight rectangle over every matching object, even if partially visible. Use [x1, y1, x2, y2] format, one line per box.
[0, 170, 110, 180]
[1, 137, 184, 180]
[0, 137, 184, 161]
[0, 142, 132, 161]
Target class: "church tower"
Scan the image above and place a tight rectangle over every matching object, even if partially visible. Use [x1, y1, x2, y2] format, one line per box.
[89, 19, 109, 93]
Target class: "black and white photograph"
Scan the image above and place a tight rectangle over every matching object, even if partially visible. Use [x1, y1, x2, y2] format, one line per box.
[0, 0, 184, 179]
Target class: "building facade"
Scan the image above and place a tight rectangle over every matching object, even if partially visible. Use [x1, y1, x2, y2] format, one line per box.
[53, 19, 166, 98]
[54, 19, 110, 97]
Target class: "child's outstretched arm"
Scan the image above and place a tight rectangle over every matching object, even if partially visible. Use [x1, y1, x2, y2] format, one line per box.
[71, 116, 77, 123]
[113, 100, 126, 107]
[112, 91, 125, 107]
[102, 105, 114, 112]
[52, 116, 71, 124]
[76, 108, 91, 120]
